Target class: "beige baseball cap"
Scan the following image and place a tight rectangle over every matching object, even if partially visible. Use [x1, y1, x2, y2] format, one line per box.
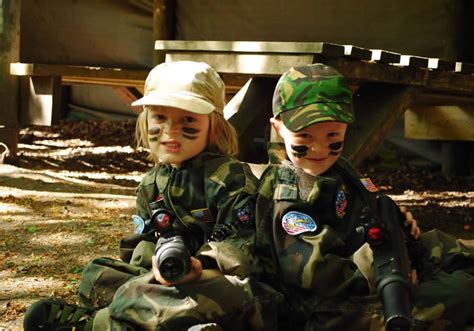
[132, 61, 225, 114]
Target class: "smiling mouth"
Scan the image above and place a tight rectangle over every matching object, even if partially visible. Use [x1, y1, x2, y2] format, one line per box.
[162, 141, 181, 152]
[306, 157, 327, 162]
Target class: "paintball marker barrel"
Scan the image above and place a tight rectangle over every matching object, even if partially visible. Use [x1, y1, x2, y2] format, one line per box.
[364, 195, 412, 330]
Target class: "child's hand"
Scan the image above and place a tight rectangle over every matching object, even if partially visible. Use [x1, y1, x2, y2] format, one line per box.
[408, 268, 418, 285]
[152, 255, 203, 286]
[399, 206, 421, 240]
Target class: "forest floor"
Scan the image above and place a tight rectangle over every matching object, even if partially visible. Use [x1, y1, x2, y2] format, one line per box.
[0, 120, 473, 330]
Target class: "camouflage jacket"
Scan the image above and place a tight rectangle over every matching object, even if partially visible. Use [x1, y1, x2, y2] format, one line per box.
[255, 157, 379, 303]
[120, 151, 258, 278]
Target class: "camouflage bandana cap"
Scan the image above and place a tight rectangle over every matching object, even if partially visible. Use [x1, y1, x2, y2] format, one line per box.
[273, 63, 354, 132]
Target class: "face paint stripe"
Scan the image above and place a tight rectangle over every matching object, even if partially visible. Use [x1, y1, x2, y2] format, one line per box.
[329, 141, 343, 151]
[148, 126, 161, 135]
[182, 133, 198, 140]
[290, 144, 308, 158]
[291, 145, 308, 153]
[182, 127, 200, 134]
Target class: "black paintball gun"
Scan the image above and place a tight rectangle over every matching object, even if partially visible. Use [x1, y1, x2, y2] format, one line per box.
[357, 195, 413, 331]
[148, 201, 192, 283]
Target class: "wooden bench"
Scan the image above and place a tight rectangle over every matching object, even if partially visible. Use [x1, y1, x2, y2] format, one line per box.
[10, 63, 149, 126]
[155, 40, 474, 167]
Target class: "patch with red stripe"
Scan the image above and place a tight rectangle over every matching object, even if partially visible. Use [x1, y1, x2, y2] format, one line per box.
[360, 178, 378, 192]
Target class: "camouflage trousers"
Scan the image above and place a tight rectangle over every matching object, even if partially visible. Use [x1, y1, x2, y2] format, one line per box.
[92, 272, 283, 331]
[78, 239, 155, 308]
[280, 230, 474, 330]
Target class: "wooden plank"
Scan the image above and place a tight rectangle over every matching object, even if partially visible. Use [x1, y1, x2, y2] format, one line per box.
[324, 57, 427, 86]
[165, 52, 314, 75]
[156, 40, 345, 57]
[343, 45, 372, 60]
[10, 63, 148, 87]
[398, 55, 429, 68]
[426, 70, 474, 96]
[428, 58, 456, 71]
[370, 49, 401, 63]
[405, 105, 474, 141]
[455, 62, 474, 74]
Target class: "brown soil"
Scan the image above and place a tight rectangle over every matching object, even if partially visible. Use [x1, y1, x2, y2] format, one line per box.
[0, 120, 473, 329]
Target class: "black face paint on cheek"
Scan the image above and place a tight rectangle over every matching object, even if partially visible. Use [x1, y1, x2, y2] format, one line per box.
[148, 126, 161, 142]
[328, 141, 344, 156]
[290, 145, 308, 158]
[182, 127, 200, 140]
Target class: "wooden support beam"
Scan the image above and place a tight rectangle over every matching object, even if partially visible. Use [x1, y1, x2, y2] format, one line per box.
[343, 84, 419, 166]
[19, 76, 63, 126]
[228, 77, 277, 163]
[153, 0, 175, 65]
[0, 0, 20, 154]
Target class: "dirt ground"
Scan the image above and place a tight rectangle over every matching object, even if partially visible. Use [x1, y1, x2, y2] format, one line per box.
[0, 120, 473, 330]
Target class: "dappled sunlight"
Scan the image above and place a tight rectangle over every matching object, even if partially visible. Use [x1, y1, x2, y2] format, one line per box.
[29, 232, 92, 247]
[0, 272, 61, 298]
[18, 144, 135, 158]
[389, 190, 474, 208]
[0, 202, 30, 214]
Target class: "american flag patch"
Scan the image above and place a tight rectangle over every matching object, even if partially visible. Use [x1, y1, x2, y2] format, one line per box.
[191, 208, 213, 222]
[360, 178, 378, 192]
[335, 189, 347, 218]
[281, 211, 317, 236]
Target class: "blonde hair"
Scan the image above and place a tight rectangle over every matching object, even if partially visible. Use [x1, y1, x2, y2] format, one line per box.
[208, 112, 238, 157]
[135, 108, 238, 163]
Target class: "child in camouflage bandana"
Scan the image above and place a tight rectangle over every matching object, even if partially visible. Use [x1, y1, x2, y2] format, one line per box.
[24, 61, 282, 331]
[255, 63, 474, 330]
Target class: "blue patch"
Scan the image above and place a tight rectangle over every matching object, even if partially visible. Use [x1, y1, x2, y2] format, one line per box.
[132, 214, 146, 234]
[282, 211, 317, 235]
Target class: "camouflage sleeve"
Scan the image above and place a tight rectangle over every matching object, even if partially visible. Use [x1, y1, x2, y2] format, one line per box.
[118, 168, 158, 264]
[253, 166, 281, 281]
[196, 160, 259, 279]
[267, 142, 287, 164]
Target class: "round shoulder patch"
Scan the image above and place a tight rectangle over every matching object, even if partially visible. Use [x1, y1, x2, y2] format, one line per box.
[131, 214, 146, 234]
[282, 211, 317, 236]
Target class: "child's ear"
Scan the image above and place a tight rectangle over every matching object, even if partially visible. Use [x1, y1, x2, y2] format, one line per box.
[269, 117, 285, 142]
[269, 117, 281, 134]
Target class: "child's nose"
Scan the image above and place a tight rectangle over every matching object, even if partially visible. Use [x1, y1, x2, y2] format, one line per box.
[310, 143, 327, 154]
[164, 120, 180, 134]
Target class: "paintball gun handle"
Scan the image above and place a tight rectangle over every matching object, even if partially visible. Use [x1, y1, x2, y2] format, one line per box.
[359, 195, 412, 331]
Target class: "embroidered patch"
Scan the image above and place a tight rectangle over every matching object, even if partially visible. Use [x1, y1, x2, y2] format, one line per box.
[236, 201, 255, 225]
[191, 208, 213, 222]
[335, 188, 348, 218]
[131, 214, 146, 234]
[282, 211, 317, 236]
[360, 178, 378, 192]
